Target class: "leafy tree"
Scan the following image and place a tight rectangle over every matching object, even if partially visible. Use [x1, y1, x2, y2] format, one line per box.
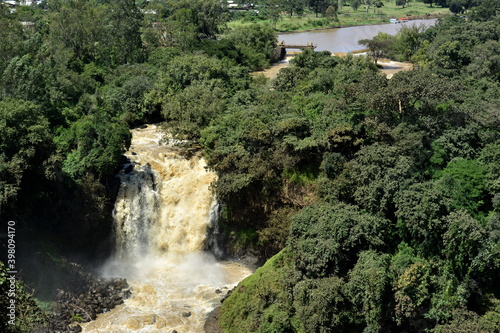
[224, 24, 278, 70]
[396, 0, 408, 7]
[325, 5, 339, 24]
[309, 0, 334, 16]
[289, 203, 391, 278]
[47, 0, 143, 68]
[47, 0, 107, 68]
[447, 0, 471, 14]
[395, 181, 452, 256]
[359, 35, 393, 64]
[345, 251, 391, 331]
[469, 0, 500, 21]
[361, 0, 376, 12]
[0, 262, 48, 332]
[293, 277, 350, 332]
[55, 113, 131, 179]
[105, 0, 144, 65]
[283, 0, 307, 16]
[467, 40, 500, 82]
[434, 158, 488, 216]
[162, 81, 227, 139]
[442, 211, 487, 279]
[351, 0, 361, 10]
[334, 143, 417, 216]
[394, 25, 428, 61]
[0, 99, 51, 211]
[290, 49, 338, 70]
[478, 143, 500, 197]
[369, 69, 462, 130]
[433, 305, 500, 333]
[160, 53, 231, 90]
[142, 18, 196, 51]
[101, 63, 156, 124]
[0, 16, 25, 77]
[393, 261, 434, 328]
[1, 55, 47, 104]
[169, 0, 228, 39]
[423, 0, 435, 7]
[428, 125, 483, 169]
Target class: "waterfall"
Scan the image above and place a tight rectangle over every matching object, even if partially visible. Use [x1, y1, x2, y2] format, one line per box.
[207, 201, 225, 259]
[112, 125, 218, 258]
[83, 125, 252, 333]
[114, 164, 160, 261]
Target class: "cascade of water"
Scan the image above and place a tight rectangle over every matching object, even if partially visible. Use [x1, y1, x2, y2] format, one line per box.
[113, 164, 160, 261]
[83, 125, 252, 333]
[206, 201, 225, 259]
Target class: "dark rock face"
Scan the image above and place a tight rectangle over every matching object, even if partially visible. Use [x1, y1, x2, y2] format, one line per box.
[45, 261, 130, 333]
[204, 306, 222, 333]
[204, 287, 234, 333]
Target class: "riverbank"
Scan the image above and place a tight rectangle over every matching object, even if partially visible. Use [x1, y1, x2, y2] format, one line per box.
[276, 13, 446, 34]
[277, 18, 437, 53]
[228, 3, 449, 33]
[378, 58, 413, 78]
[250, 55, 295, 80]
[253, 53, 413, 80]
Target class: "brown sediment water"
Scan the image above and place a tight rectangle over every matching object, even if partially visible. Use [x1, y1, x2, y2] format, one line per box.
[255, 19, 436, 80]
[278, 19, 437, 53]
[81, 125, 253, 333]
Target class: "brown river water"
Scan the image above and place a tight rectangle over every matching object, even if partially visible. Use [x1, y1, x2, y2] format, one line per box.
[278, 19, 437, 53]
[254, 19, 436, 79]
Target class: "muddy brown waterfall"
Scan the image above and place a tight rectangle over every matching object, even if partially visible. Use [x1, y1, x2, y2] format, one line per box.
[81, 125, 252, 333]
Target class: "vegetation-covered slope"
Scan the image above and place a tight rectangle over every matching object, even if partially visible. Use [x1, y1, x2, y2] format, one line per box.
[216, 14, 500, 333]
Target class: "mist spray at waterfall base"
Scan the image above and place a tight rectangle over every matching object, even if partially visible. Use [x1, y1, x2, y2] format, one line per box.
[81, 125, 252, 333]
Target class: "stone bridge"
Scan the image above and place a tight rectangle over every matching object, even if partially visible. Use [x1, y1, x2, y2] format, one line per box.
[275, 40, 317, 59]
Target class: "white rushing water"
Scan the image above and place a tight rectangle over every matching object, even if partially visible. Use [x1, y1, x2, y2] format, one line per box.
[81, 125, 252, 333]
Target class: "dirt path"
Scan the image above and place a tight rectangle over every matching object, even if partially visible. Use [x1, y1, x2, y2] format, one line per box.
[378, 58, 413, 78]
[250, 55, 296, 80]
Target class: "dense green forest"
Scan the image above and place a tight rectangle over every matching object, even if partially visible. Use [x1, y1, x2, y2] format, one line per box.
[0, 0, 499, 332]
[215, 13, 500, 333]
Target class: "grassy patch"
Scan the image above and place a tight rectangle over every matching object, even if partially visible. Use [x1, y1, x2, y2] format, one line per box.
[231, 228, 259, 249]
[228, 2, 450, 33]
[282, 165, 318, 186]
[220, 249, 296, 332]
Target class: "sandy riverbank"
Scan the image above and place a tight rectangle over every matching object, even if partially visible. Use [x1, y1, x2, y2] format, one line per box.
[252, 53, 413, 80]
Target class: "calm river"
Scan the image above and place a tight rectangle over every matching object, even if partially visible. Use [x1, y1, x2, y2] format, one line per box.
[278, 19, 437, 53]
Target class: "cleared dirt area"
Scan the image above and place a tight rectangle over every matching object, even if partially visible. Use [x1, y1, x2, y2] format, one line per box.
[253, 53, 413, 80]
[250, 54, 298, 80]
[378, 59, 413, 78]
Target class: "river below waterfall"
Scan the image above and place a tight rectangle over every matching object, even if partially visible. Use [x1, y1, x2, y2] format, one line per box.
[81, 125, 253, 333]
[278, 18, 437, 53]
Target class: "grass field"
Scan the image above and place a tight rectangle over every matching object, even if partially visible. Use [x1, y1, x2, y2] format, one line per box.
[228, 1, 450, 32]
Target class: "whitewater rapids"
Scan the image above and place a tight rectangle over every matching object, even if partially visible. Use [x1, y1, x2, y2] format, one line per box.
[81, 125, 252, 333]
